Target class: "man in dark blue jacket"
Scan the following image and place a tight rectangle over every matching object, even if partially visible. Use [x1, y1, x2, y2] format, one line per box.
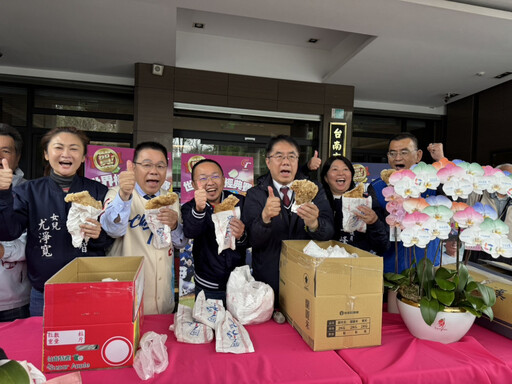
[182, 159, 247, 303]
[371, 133, 445, 273]
[242, 135, 334, 317]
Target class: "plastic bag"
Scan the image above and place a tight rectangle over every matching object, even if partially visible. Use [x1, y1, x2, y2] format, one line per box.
[170, 304, 214, 344]
[193, 290, 226, 329]
[133, 331, 168, 380]
[226, 265, 274, 325]
[66, 203, 102, 248]
[342, 196, 372, 233]
[215, 311, 255, 354]
[145, 208, 172, 249]
[212, 207, 240, 254]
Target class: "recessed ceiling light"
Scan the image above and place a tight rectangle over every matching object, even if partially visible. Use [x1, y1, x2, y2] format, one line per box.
[308, 38, 318, 43]
[193, 23, 205, 29]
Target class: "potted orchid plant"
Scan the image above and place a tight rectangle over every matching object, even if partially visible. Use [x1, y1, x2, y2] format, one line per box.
[383, 159, 512, 343]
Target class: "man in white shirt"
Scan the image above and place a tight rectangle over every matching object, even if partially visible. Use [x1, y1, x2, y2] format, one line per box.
[101, 142, 187, 315]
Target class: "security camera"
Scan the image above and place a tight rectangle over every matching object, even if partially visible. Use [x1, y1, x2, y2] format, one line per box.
[152, 64, 164, 76]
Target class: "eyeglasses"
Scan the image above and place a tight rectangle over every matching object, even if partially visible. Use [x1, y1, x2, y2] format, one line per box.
[267, 153, 299, 162]
[195, 174, 222, 183]
[387, 149, 416, 159]
[133, 162, 167, 172]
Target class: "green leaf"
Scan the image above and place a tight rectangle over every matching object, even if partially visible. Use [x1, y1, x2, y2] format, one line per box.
[435, 276, 456, 291]
[476, 284, 497, 307]
[420, 297, 440, 326]
[435, 267, 455, 280]
[433, 288, 455, 306]
[0, 360, 31, 384]
[457, 265, 469, 291]
[482, 306, 494, 321]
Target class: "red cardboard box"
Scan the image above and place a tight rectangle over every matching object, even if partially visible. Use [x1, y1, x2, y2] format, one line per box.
[42, 256, 144, 373]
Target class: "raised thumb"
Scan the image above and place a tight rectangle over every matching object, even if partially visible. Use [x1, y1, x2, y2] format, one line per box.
[126, 160, 134, 172]
[1, 158, 10, 170]
[268, 186, 275, 198]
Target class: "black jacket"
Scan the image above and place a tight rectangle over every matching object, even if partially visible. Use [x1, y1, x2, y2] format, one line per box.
[242, 173, 334, 304]
[182, 191, 247, 291]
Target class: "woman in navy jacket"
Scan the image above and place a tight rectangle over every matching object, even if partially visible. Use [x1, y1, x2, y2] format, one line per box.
[320, 155, 389, 255]
[0, 127, 113, 316]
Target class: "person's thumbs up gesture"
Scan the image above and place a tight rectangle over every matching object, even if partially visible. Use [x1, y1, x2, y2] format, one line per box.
[262, 186, 281, 224]
[119, 160, 136, 201]
[0, 159, 13, 190]
[307, 150, 322, 171]
[194, 185, 207, 212]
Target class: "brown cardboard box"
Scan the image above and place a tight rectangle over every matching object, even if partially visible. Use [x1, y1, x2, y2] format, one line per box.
[43, 256, 144, 372]
[279, 240, 383, 351]
[464, 263, 512, 339]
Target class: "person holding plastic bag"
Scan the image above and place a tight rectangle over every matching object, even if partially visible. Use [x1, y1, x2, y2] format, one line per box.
[182, 159, 247, 304]
[242, 135, 334, 322]
[0, 127, 113, 316]
[320, 155, 389, 255]
[101, 142, 187, 315]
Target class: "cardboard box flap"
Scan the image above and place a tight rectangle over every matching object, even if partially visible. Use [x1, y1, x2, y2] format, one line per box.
[281, 240, 383, 296]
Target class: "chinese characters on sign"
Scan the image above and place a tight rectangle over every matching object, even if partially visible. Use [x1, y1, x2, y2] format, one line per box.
[328, 123, 347, 157]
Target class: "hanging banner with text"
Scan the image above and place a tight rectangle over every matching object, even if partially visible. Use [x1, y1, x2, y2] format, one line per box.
[328, 122, 347, 157]
[180, 153, 254, 203]
[85, 145, 173, 190]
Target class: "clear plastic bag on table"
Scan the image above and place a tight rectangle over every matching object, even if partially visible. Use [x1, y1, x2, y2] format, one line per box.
[226, 265, 273, 325]
[133, 331, 168, 380]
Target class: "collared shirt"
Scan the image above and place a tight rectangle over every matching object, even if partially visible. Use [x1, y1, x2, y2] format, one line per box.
[101, 183, 186, 247]
[272, 180, 294, 203]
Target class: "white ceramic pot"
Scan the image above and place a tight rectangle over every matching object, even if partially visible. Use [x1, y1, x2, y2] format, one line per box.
[397, 296, 476, 344]
[387, 290, 399, 314]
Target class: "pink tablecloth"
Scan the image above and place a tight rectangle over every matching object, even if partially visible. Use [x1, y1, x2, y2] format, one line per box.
[336, 312, 512, 384]
[1, 314, 361, 384]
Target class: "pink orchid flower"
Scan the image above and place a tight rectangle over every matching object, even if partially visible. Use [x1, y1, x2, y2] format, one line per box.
[389, 169, 416, 185]
[400, 212, 432, 248]
[437, 164, 465, 183]
[453, 206, 484, 228]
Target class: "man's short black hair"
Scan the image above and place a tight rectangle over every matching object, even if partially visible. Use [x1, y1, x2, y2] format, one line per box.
[388, 133, 419, 151]
[191, 158, 224, 180]
[0, 123, 23, 156]
[265, 135, 300, 156]
[133, 141, 168, 164]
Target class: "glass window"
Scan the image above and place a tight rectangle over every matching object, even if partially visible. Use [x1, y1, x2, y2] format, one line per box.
[34, 89, 133, 115]
[0, 86, 27, 126]
[353, 115, 401, 134]
[33, 114, 133, 133]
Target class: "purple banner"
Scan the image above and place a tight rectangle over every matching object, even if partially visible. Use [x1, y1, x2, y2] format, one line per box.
[181, 154, 254, 203]
[85, 145, 173, 189]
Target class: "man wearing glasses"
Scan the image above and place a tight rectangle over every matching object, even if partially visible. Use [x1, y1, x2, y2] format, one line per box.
[101, 142, 187, 315]
[371, 133, 445, 273]
[182, 159, 247, 304]
[243, 135, 334, 322]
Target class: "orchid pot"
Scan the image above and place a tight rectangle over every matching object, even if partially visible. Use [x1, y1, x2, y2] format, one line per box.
[397, 294, 476, 344]
[382, 159, 511, 341]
